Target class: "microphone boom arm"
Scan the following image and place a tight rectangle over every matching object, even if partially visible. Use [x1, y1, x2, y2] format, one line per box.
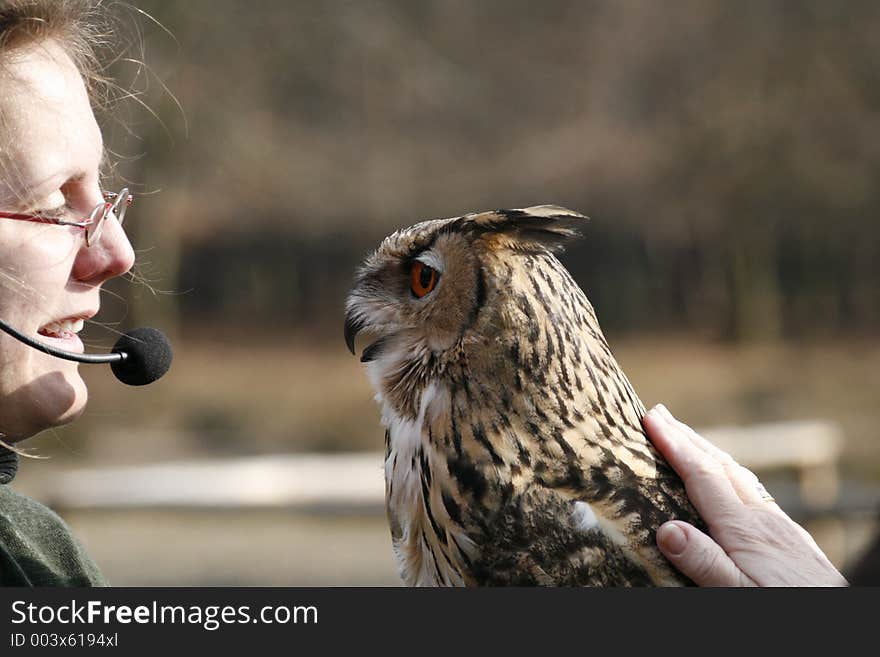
[0, 319, 125, 364]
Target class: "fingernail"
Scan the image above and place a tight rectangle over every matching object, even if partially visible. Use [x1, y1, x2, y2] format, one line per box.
[657, 522, 687, 556]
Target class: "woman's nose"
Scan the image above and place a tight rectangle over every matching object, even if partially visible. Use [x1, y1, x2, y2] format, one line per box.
[71, 209, 136, 284]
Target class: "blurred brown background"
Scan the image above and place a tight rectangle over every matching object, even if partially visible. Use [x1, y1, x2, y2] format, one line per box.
[13, 0, 880, 585]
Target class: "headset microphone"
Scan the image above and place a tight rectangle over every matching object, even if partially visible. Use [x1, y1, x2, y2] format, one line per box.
[0, 320, 172, 386]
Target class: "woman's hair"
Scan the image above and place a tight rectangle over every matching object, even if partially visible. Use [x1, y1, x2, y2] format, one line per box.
[0, 0, 137, 192]
[0, 0, 120, 109]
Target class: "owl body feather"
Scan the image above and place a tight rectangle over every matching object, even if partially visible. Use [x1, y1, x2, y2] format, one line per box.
[346, 206, 703, 586]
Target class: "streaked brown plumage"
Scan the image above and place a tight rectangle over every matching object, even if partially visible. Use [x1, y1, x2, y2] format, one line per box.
[345, 206, 704, 586]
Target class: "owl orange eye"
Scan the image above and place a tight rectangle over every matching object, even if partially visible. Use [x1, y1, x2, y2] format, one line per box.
[410, 261, 439, 298]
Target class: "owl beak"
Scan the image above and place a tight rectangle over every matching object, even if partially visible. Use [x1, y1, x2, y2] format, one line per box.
[345, 311, 388, 362]
[344, 312, 365, 356]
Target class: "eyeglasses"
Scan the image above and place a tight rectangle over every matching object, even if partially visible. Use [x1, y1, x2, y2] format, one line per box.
[0, 188, 132, 247]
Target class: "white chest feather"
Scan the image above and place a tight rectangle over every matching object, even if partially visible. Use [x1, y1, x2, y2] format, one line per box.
[377, 380, 470, 586]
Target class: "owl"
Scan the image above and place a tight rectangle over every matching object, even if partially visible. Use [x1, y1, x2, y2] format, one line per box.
[344, 205, 703, 586]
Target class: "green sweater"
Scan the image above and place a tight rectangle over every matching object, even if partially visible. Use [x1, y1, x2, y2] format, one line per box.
[0, 450, 106, 587]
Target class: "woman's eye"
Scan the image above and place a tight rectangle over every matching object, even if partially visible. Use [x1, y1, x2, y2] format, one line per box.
[34, 204, 68, 220]
[410, 261, 439, 298]
[33, 188, 76, 219]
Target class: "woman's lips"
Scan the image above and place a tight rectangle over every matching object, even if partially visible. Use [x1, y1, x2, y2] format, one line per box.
[37, 317, 87, 353]
[39, 318, 85, 336]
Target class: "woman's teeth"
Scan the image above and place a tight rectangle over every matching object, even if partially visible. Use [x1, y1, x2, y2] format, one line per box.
[39, 319, 84, 338]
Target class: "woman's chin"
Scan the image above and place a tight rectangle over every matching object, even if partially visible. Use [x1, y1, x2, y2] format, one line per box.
[45, 370, 89, 426]
[6, 366, 89, 441]
[53, 385, 88, 426]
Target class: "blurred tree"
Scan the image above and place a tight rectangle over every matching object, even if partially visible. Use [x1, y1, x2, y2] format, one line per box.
[114, 0, 879, 342]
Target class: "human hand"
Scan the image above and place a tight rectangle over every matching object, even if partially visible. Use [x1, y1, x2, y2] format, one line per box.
[643, 404, 848, 587]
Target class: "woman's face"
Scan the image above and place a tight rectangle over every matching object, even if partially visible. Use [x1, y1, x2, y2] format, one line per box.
[0, 39, 135, 441]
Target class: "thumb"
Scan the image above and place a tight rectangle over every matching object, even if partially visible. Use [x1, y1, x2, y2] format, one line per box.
[657, 521, 754, 587]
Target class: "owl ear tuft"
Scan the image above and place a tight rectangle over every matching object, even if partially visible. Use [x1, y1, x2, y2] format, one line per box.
[469, 205, 588, 252]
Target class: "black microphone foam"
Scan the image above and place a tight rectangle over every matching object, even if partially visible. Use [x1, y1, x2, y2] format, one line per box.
[110, 327, 173, 386]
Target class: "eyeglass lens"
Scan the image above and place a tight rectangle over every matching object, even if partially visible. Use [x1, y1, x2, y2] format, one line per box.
[86, 190, 129, 247]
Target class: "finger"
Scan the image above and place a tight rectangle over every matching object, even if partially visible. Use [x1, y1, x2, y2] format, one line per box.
[653, 405, 779, 509]
[726, 466, 777, 508]
[657, 521, 755, 587]
[643, 408, 743, 520]
[655, 405, 733, 463]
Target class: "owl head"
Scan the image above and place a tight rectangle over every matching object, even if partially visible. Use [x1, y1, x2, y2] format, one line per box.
[345, 205, 589, 421]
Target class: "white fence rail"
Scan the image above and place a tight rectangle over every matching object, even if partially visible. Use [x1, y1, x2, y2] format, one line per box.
[39, 420, 845, 513]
